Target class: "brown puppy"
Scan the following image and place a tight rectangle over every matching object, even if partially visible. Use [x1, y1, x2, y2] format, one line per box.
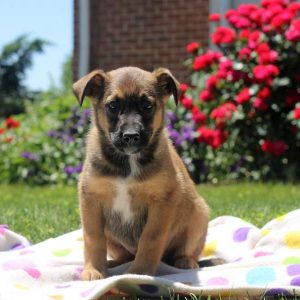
[73, 67, 209, 280]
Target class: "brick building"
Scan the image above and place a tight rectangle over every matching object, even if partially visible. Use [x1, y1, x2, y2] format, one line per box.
[73, 0, 259, 82]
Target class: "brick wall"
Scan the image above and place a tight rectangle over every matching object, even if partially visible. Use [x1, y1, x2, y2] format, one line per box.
[74, 0, 209, 82]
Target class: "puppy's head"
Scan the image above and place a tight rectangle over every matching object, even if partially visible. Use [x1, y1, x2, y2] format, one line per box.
[73, 67, 179, 155]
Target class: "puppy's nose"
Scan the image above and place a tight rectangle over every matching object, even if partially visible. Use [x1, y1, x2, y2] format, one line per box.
[122, 132, 140, 144]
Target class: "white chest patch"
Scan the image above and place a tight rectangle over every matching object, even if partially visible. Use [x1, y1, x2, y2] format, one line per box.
[129, 154, 141, 177]
[112, 179, 134, 222]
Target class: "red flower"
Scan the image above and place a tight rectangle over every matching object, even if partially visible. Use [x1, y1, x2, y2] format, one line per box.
[258, 87, 271, 99]
[288, 2, 300, 14]
[180, 83, 189, 93]
[261, 0, 287, 8]
[193, 56, 206, 71]
[294, 107, 300, 120]
[181, 97, 193, 109]
[199, 90, 213, 102]
[239, 29, 251, 40]
[193, 51, 222, 71]
[0, 128, 6, 135]
[254, 98, 268, 111]
[271, 10, 294, 30]
[236, 88, 251, 104]
[5, 117, 20, 129]
[211, 27, 237, 45]
[258, 50, 278, 64]
[238, 4, 258, 16]
[216, 59, 233, 79]
[248, 31, 262, 49]
[235, 17, 251, 29]
[238, 47, 251, 60]
[191, 107, 206, 124]
[225, 9, 240, 26]
[261, 139, 287, 156]
[209, 13, 221, 22]
[186, 42, 200, 53]
[198, 126, 227, 149]
[285, 19, 300, 42]
[206, 74, 219, 90]
[253, 64, 279, 83]
[210, 102, 236, 123]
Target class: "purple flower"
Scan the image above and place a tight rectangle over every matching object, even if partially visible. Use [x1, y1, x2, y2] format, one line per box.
[48, 130, 59, 138]
[83, 108, 91, 118]
[182, 126, 194, 142]
[64, 164, 82, 175]
[21, 152, 39, 161]
[166, 111, 177, 123]
[62, 135, 75, 143]
[168, 128, 180, 141]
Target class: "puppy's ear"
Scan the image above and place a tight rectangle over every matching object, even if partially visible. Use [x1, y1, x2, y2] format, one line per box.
[153, 68, 180, 105]
[73, 70, 107, 106]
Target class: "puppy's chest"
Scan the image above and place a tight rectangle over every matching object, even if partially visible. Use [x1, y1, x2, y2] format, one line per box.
[103, 179, 148, 245]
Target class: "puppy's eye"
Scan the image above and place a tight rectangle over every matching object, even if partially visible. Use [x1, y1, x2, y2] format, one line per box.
[141, 100, 153, 110]
[108, 101, 119, 111]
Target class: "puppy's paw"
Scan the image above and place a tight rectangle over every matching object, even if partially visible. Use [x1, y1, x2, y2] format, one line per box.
[80, 267, 107, 281]
[174, 257, 199, 269]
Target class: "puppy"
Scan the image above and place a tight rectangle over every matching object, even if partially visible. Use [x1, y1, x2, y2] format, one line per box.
[73, 67, 209, 280]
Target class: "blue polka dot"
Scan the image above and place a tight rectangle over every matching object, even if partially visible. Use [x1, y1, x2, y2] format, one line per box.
[246, 267, 276, 285]
[139, 284, 159, 294]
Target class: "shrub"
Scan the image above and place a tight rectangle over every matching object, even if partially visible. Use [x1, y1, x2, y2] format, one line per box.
[169, 0, 300, 183]
[0, 92, 89, 184]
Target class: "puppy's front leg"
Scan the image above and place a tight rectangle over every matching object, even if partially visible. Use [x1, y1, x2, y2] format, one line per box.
[126, 203, 174, 275]
[80, 195, 108, 280]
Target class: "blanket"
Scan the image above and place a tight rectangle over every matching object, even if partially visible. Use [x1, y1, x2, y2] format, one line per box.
[0, 210, 300, 299]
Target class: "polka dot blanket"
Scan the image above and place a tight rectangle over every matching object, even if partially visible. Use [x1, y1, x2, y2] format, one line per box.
[0, 210, 300, 299]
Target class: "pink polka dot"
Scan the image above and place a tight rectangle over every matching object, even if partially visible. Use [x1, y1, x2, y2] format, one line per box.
[206, 277, 229, 286]
[24, 268, 41, 279]
[254, 251, 273, 258]
[0, 228, 6, 235]
[80, 285, 96, 297]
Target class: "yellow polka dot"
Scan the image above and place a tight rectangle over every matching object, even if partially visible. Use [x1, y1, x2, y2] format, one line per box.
[15, 284, 29, 291]
[76, 236, 83, 241]
[48, 295, 64, 300]
[285, 231, 300, 249]
[261, 229, 270, 237]
[202, 240, 217, 257]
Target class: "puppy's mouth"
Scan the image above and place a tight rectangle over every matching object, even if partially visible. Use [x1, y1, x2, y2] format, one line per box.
[122, 146, 141, 155]
[110, 131, 152, 155]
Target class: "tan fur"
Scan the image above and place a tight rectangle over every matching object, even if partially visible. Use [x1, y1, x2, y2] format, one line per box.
[73, 67, 209, 280]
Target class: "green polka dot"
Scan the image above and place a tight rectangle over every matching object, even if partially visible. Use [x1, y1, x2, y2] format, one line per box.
[283, 257, 300, 265]
[52, 248, 72, 256]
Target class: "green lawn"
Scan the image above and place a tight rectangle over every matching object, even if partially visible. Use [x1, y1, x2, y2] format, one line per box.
[0, 183, 299, 244]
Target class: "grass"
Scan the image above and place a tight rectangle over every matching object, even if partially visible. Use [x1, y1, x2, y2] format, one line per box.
[0, 183, 299, 243]
[0, 184, 79, 243]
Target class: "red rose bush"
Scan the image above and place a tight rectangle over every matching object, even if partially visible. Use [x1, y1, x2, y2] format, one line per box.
[168, 0, 300, 182]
